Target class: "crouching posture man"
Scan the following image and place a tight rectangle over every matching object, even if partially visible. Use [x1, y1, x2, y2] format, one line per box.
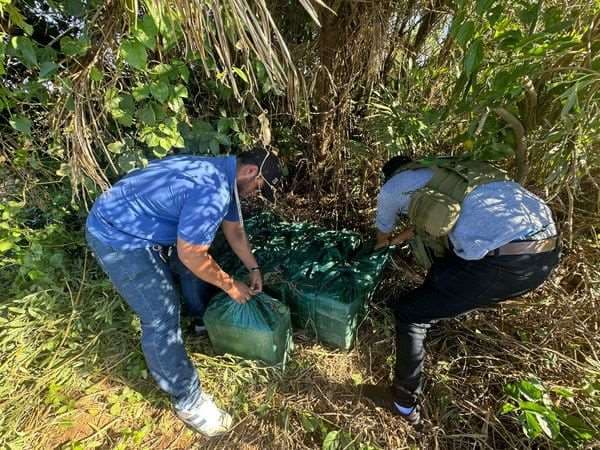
[85, 148, 282, 435]
[362, 155, 560, 425]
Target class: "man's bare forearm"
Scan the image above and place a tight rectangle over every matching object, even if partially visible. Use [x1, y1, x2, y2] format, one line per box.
[374, 227, 415, 249]
[177, 238, 234, 292]
[222, 220, 258, 270]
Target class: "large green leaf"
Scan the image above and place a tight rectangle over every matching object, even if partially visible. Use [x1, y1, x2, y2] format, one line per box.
[134, 15, 158, 50]
[107, 141, 125, 154]
[519, 402, 560, 439]
[322, 431, 341, 450]
[299, 413, 320, 433]
[455, 20, 475, 48]
[167, 97, 184, 113]
[39, 61, 58, 79]
[60, 36, 90, 57]
[150, 63, 173, 77]
[536, 413, 560, 439]
[464, 39, 483, 77]
[121, 40, 147, 70]
[118, 148, 148, 173]
[559, 414, 595, 440]
[0, 240, 14, 253]
[500, 402, 517, 414]
[518, 401, 551, 414]
[150, 80, 170, 103]
[132, 83, 151, 101]
[475, 0, 495, 15]
[3, 4, 34, 35]
[9, 115, 32, 135]
[517, 379, 545, 401]
[491, 70, 518, 96]
[550, 386, 574, 398]
[217, 117, 234, 134]
[523, 411, 543, 439]
[561, 84, 579, 119]
[89, 66, 103, 82]
[104, 89, 135, 127]
[173, 84, 188, 98]
[11, 36, 37, 66]
[136, 103, 156, 124]
[175, 61, 190, 82]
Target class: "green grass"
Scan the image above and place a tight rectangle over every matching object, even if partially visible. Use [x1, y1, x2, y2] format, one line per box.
[0, 247, 598, 449]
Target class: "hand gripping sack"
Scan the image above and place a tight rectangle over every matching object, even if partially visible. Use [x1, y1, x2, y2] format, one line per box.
[204, 292, 293, 367]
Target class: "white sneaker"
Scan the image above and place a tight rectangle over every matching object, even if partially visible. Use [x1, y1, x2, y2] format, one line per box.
[175, 392, 233, 436]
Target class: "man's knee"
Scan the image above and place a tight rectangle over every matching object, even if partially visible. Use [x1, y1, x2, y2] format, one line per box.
[140, 313, 180, 334]
[390, 295, 432, 324]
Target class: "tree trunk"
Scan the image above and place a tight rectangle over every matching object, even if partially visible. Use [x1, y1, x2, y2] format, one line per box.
[311, 1, 396, 194]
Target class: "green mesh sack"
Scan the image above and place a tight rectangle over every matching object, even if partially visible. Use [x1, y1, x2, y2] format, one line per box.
[204, 292, 293, 366]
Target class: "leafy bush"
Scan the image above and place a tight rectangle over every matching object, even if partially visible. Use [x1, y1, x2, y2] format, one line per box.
[502, 378, 597, 447]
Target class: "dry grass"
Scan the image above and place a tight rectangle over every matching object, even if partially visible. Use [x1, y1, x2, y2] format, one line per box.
[48, 0, 327, 198]
[1, 232, 598, 449]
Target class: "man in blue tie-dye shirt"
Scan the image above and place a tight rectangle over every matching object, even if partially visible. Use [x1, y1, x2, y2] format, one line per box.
[86, 148, 282, 436]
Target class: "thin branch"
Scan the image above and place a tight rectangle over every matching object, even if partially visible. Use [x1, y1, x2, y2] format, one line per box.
[493, 107, 528, 183]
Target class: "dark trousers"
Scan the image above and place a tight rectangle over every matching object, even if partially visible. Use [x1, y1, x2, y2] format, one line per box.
[389, 248, 560, 406]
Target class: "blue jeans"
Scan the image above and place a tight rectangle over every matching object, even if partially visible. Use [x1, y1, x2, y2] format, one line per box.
[169, 250, 219, 324]
[86, 230, 213, 410]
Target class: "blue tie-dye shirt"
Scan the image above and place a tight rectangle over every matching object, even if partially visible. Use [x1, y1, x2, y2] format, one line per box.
[375, 168, 557, 260]
[86, 155, 240, 250]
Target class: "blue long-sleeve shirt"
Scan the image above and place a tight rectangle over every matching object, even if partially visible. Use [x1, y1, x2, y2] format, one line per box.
[375, 168, 557, 260]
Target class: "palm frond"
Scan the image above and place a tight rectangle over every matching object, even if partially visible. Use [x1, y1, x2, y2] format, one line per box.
[51, 0, 325, 197]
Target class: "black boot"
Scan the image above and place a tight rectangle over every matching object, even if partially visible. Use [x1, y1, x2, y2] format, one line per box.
[360, 383, 421, 426]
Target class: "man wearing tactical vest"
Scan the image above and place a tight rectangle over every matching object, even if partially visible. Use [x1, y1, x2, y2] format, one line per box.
[361, 155, 560, 425]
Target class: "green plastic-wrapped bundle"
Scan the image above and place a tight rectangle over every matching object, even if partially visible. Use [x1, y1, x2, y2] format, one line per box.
[203, 292, 293, 366]
[267, 248, 390, 350]
[211, 212, 390, 350]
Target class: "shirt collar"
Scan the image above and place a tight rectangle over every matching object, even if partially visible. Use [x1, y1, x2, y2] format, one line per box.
[225, 156, 237, 194]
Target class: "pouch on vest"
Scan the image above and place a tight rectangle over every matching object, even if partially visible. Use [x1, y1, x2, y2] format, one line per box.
[409, 235, 433, 269]
[403, 158, 509, 266]
[408, 188, 461, 238]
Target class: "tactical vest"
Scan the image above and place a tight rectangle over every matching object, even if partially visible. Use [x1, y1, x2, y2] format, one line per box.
[393, 158, 510, 268]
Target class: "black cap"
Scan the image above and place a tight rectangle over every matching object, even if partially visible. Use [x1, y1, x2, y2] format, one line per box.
[238, 147, 283, 202]
[382, 155, 413, 183]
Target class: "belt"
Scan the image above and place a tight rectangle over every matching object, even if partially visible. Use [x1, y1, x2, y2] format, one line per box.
[487, 237, 559, 257]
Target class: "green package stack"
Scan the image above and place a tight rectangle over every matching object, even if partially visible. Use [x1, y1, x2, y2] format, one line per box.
[203, 292, 293, 366]
[213, 213, 390, 350]
[266, 247, 390, 349]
